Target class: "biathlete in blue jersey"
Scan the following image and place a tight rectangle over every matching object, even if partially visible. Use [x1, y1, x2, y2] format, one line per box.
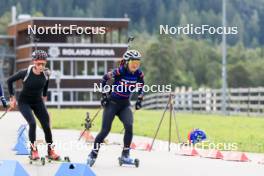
[87, 50, 144, 167]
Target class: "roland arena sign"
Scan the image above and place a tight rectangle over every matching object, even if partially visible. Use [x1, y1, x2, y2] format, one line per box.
[48, 46, 126, 58]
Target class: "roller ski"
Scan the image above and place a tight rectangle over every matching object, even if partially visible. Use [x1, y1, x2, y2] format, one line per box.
[118, 148, 139, 168]
[118, 155, 139, 168]
[29, 145, 45, 166]
[46, 155, 70, 163]
[29, 156, 46, 166]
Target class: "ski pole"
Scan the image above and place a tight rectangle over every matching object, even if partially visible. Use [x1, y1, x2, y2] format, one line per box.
[0, 108, 8, 119]
[0, 99, 10, 120]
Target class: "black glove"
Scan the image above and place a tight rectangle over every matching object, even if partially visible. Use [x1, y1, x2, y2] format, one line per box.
[101, 93, 109, 107]
[0, 96, 8, 108]
[135, 97, 143, 110]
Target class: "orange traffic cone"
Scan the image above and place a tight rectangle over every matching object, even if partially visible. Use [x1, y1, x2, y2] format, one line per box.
[80, 131, 94, 142]
[223, 152, 250, 162]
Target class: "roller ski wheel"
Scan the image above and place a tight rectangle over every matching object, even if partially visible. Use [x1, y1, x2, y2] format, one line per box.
[46, 155, 62, 163]
[29, 148, 45, 165]
[41, 157, 46, 165]
[118, 156, 139, 168]
[87, 155, 96, 167]
[64, 156, 71, 162]
[29, 156, 46, 166]
[134, 159, 139, 168]
[46, 156, 70, 163]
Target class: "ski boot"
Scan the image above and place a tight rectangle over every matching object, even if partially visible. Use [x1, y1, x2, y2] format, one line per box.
[29, 144, 45, 165]
[47, 145, 61, 161]
[30, 144, 40, 160]
[87, 151, 97, 167]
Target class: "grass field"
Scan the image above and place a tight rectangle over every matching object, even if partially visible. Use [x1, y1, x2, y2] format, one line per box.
[48, 108, 264, 153]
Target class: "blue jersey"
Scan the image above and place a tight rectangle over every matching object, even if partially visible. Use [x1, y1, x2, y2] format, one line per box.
[102, 66, 144, 99]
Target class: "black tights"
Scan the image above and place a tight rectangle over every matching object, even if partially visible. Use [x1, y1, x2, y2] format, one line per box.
[18, 100, 53, 145]
[92, 98, 133, 157]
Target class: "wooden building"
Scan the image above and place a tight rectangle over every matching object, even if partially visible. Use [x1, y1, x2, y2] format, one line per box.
[7, 17, 129, 107]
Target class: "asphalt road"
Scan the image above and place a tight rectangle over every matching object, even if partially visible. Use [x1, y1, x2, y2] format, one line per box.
[0, 112, 264, 176]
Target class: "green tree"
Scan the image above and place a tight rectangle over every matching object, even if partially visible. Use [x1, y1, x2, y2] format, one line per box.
[144, 36, 176, 87]
[0, 12, 11, 34]
[227, 63, 251, 88]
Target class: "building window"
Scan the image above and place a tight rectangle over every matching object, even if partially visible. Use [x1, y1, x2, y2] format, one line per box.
[50, 60, 109, 77]
[67, 35, 81, 43]
[53, 61, 61, 71]
[63, 61, 71, 76]
[74, 91, 90, 101]
[106, 31, 111, 43]
[63, 91, 71, 101]
[93, 34, 104, 43]
[75, 61, 85, 76]
[97, 61, 105, 75]
[112, 29, 119, 43]
[92, 92, 101, 101]
[107, 61, 114, 71]
[46, 61, 51, 69]
[47, 91, 51, 101]
[87, 61, 95, 75]
[81, 34, 91, 43]
[67, 36, 73, 43]
[120, 28, 127, 43]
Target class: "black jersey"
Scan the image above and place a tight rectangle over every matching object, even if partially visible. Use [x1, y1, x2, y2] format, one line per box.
[7, 66, 49, 102]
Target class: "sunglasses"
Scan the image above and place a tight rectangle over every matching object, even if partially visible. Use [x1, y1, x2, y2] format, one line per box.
[35, 62, 47, 67]
[129, 60, 140, 65]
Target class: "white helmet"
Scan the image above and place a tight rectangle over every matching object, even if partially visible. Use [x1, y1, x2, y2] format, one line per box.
[32, 50, 48, 61]
[123, 50, 141, 61]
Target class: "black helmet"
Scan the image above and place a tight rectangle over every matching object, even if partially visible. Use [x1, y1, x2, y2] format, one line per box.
[123, 50, 141, 61]
[32, 50, 48, 61]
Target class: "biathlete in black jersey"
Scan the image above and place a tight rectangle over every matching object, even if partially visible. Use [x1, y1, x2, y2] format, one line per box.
[7, 50, 60, 161]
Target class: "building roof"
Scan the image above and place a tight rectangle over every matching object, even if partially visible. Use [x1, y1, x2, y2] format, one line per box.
[9, 16, 130, 26]
[0, 35, 15, 39]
